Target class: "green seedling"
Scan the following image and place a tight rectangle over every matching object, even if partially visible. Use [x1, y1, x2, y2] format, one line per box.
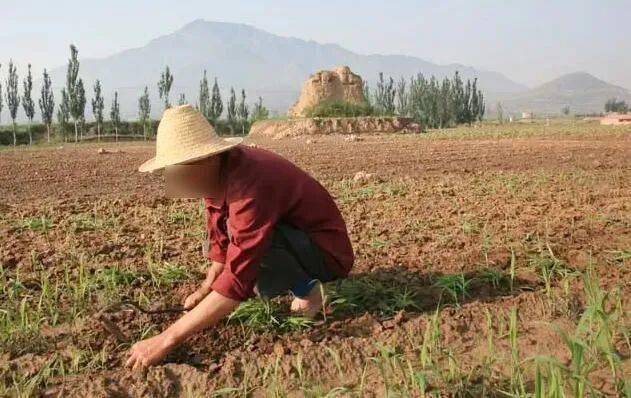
[229, 299, 281, 331]
[509, 248, 516, 292]
[228, 298, 312, 333]
[378, 344, 411, 394]
[71, 212, 111, 232]
[18, 216, 52, 231]
[420, 307, 440, 369]
[325, 346, 345, 381]
[434, 273, 471, 304]
[555, 328, 592, 397]
[282, 315, 314, 330]
[357, 362, 369, 397]
[406, 361, 428, 397]
[328, 278, 420, 316]
[528, 249, 569, 298]
[155, 262, 189, 285]
[370, 238, 388, 249]
[576, 266, 627, 384]
[97, 266, 137, 289]
[460, 219, 478, 235]
[479, 268, 510, 290]
[508, 306, 525, 395]
[292, 351, 306, 390]
[622, 379, 631, 398]
[390, 288, 419, 311]
[168, 209, 193, 225]
[608, 249, 630, 264]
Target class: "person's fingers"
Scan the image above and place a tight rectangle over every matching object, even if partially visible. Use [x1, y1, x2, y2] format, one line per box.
[183, 293, 194, 307]
[125, 351, 137, 368]
[132, 356, 145, 372]
[183, 292, 199, 309]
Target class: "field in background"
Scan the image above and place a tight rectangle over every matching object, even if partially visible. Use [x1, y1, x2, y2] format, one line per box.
[0, 121, 629, 396]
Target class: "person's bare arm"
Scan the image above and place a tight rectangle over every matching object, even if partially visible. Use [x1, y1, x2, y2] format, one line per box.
[125, 291, 239, 370]
[183, 261, 225, 309]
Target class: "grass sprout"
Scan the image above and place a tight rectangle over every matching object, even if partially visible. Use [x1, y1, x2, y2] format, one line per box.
[434, 273, 471, 304]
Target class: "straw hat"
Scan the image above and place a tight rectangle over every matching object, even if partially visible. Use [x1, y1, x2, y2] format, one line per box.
[138, 104, 242, 172]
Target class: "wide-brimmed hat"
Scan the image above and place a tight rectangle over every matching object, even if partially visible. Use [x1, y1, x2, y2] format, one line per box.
[138, 104, 242, 172]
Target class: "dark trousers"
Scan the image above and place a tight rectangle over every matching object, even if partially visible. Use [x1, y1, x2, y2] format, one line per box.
[255, 224, 337, 298]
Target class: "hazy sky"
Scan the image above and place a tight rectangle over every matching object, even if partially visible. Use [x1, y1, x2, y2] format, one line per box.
[1, 0, 629, 88]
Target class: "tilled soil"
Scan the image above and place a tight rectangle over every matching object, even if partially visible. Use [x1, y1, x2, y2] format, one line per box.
[0, 128, 630, 396]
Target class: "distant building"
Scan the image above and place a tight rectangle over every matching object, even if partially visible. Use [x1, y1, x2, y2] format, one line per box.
[521, 112, 533, 119]
[601, 113, 631, 125]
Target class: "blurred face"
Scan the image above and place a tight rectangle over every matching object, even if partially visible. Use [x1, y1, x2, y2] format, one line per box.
[164, 156, 222, 198]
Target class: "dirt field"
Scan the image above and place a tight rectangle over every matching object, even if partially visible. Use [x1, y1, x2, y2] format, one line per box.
[1, 121, 630, 397]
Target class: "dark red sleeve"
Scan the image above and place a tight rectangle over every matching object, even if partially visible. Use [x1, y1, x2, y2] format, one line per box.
[210, 195, 278, 301]
[206, 208, 227, 264]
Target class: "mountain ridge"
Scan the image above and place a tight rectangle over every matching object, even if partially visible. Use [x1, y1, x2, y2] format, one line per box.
[498, 71, 631, 115]
[40, 20, 628, 119]
[47, 19, 526, 119]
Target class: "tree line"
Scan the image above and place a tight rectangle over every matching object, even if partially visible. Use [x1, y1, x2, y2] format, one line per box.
[366, 71, 485, 128]
[0, 45, 270, 146]
[604, 98, 628, 113]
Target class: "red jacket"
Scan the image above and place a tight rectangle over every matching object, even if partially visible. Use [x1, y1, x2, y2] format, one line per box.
[205, 145, 354, 301]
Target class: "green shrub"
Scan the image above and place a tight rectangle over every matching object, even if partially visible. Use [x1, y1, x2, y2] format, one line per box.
[303, 100, 375, 118]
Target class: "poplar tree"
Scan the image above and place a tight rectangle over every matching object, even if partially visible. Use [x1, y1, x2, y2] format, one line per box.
[237, 89, 249, 135]
[138, 86, 151, 139]
[178, 93, 186, 105]
[209, 78, 223, 124]
[227, 87, 237, 131]
[496, 102, 504, 124]
[375, 72, 396, 116]
[477, 90, 485, 121]
[6, 60, 20, 146]
[73, 79, 86, 140]
[439, 78, 452, 128]
[110, 91, 120, 141]
[396, 77, 409, 117]
[91, 80, 104, 140]
[22, 64, 35, 145]
[158, 66, 173, 109]
[57, 89, 70, 142]
[463, 79, 472, 125]
[198, 70, 210, 119]
[362, 81, 372, 106]
[470, 78, 479, 125]
[39, 69, 55, 143]
[451, 71, 465, 124]
[237, 89, 248, 120]
[66, 44, 84, 142]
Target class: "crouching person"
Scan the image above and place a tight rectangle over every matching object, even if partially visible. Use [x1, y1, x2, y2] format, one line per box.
[126, 105, 354, 369]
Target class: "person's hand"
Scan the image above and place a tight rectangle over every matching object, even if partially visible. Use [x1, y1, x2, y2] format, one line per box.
[125, 332, 176, 370]
[183, 288, 209, 310]
[183, 262, 224, 310]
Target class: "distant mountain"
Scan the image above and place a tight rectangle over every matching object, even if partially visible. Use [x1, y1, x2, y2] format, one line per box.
[47, 19, 527, 119]
[498, 72, 631, 115]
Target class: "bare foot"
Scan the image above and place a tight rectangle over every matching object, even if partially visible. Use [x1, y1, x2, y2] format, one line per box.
[290, 281, 323, 318]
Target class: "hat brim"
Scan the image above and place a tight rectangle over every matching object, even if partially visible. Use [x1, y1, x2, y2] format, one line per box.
[138, 137, 243, 173]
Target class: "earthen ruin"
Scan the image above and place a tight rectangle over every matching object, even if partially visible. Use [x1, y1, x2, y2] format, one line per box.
[288, 66, 366, 117]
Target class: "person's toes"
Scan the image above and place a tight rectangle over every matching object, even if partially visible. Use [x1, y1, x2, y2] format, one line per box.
[290, 283, 323, 318]
[290, 297, 308, 312]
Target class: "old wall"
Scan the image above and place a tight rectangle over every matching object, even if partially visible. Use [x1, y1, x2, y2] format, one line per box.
[249, 117, 422, 139]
